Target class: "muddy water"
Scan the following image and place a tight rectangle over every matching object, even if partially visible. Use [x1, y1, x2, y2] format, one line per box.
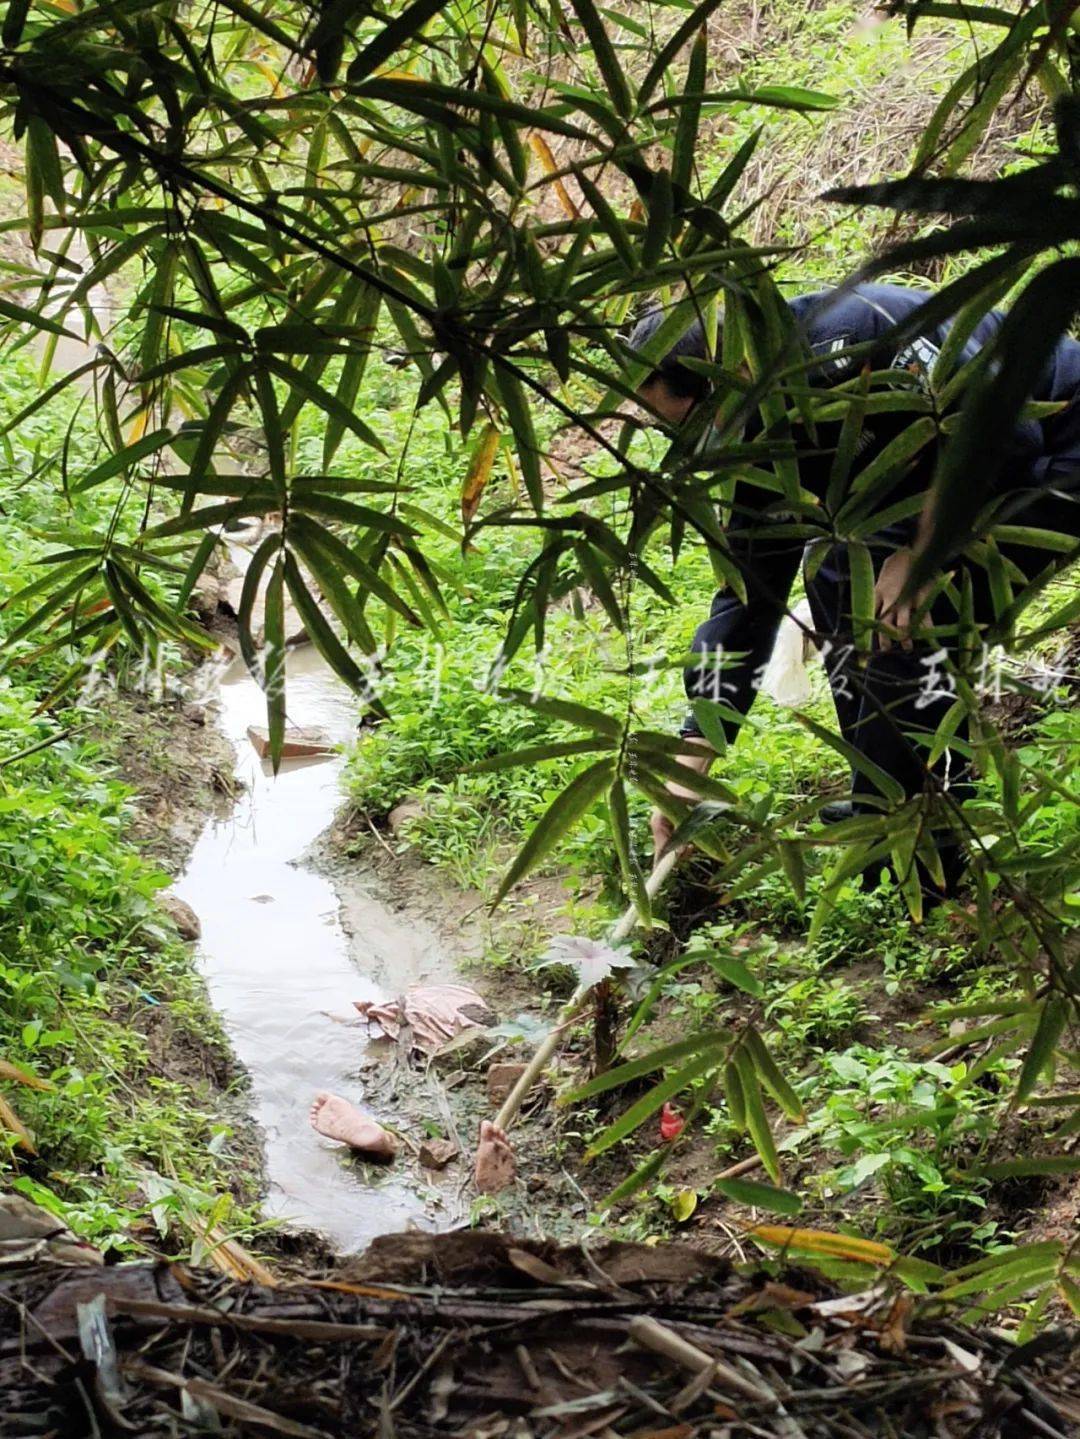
[174, 641, 463, 1250]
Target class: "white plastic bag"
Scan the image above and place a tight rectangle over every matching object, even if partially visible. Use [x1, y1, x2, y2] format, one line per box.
[760, 598, 816, 709]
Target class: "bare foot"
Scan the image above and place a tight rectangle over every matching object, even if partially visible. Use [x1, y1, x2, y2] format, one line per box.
[474, 1119, 516, 1193]
[309, 1092, 397, 1160]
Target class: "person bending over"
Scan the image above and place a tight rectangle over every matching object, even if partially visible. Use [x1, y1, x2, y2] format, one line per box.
[630, 283, 1080, 897]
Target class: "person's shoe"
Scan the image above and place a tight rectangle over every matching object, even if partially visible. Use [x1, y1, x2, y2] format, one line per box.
[820, 799, 855, 824]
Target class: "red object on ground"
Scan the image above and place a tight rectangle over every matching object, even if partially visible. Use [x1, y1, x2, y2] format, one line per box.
[660, 1103, 684, 1142]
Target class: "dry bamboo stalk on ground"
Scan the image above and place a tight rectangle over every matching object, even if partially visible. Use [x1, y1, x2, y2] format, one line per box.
[627, 1315, 776, 1406]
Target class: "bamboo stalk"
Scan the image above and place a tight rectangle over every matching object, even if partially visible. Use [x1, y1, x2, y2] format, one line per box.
[493, 850, 679, 1133]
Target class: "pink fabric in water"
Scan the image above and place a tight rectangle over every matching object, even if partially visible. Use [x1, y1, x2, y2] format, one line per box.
[354, 984, 492, 1055]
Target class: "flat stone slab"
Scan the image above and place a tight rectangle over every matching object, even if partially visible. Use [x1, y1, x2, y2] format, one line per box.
[246, 725, 337, 760]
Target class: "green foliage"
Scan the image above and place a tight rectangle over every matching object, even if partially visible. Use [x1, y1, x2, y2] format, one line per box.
[0, 385, 254, 1247]
[0, 0, 1078, 1327]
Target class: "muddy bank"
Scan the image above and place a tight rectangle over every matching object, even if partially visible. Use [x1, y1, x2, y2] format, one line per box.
[88, 683, 266, 1216]
[94, 688, 237, 871]
[314, 816, 638, 1243]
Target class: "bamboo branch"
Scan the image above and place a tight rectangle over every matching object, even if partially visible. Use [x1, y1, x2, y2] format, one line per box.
[493, 850, 680, 1133]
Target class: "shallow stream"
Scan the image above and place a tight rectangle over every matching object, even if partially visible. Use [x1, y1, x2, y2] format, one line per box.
[42, 259, 472, 1252]
[173, 645, 463, 1251]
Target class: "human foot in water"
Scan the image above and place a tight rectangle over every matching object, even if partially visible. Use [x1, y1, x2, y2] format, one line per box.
[309, 1092, 397, 1159]
[474, 1119, 516, 1193]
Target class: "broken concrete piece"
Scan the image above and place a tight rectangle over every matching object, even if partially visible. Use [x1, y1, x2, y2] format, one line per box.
[159, 893, 201, 942]
[418, 1138, 459, 1170]
[246, 725, 337, 760]
[486, 1062, 528, 1106]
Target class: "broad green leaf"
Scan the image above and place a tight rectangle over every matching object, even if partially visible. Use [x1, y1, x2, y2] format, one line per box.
[707, 951, 762, 998]
[669, 1187, 698, 1223]
[715, 1178, 803, 1215]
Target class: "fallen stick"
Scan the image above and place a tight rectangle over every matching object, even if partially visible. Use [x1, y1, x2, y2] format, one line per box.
[491, 850, 680, 1136]
[627, 1315, 776, 1406]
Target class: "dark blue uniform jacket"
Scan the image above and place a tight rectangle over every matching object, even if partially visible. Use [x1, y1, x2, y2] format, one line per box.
[681, 283, 1080, 739]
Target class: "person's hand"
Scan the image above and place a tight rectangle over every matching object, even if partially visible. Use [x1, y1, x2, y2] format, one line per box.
[874, 547, 934, 651]
[649, 737, 715, 865]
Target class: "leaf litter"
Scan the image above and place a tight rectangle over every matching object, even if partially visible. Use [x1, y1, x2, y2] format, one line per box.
[2, 1213, 1077, 1438]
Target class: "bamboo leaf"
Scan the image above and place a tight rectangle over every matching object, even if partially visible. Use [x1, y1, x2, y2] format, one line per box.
[492, 757, 616, 904]
[672, 28, 707, 198]
[72, 429, 174, 493]
[499, 687, 624, 738]
[639, 0, 732, 106]
[1015, 996, 1069, 1104]
[584, 1047, 726, 1160]
[735, 1048, 781, 1183]
[283, 552, 369, 693]
[796, 715, 906, 803]
[569, 0, 633, 118]
[609, 775, 651, 925]
[346, 0, 450, 82]
[724, 1059, 746, 1130]
[263, 356, 387, 455]
[778, 839, 805, 903]
[565, 1031, 730, 1102]
[264, 556, 286, 773]
[492, 367, 542, 512]
[715, 1178, 802, 1215]
[749, 1226, 897, 1267]
[469, 739, 614, 773]
[461, 421, 501, 526]
[743, 1026, 805, 1122]
[977, 1155, 1080, 1180]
